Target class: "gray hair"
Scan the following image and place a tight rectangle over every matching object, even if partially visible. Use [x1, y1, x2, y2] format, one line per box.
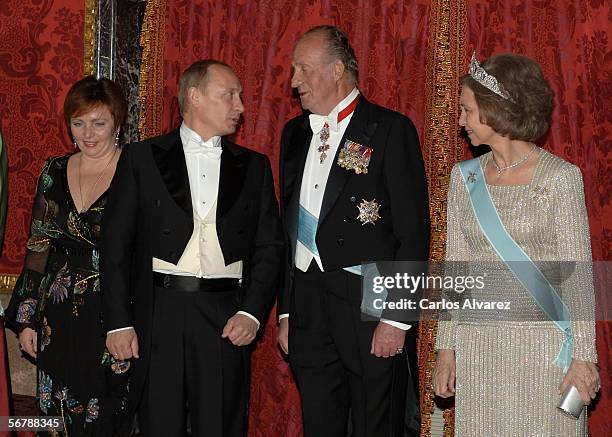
[302, 25, 359, 84]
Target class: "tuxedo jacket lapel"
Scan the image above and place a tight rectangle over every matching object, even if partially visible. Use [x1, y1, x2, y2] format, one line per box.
[285, 117, 313, 248]
[319, 97, 377, 228]
[151, 129, 193, 217]
[217, 138, 248, 222]
[151, 131, 248, 224]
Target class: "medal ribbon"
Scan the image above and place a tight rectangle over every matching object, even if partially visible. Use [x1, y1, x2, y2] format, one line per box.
[337, 94, 359, 123]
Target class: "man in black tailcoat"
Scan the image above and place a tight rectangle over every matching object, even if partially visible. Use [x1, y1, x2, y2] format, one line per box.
[101, 60, 283, 437]
[277, 25, 430, 437]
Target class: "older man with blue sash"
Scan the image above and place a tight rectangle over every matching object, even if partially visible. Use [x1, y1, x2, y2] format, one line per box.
[277, 26, 430, 437]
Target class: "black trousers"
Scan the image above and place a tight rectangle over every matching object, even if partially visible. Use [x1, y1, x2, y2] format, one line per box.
[289, 265, 412, 437]
[139, 285, 249, 437]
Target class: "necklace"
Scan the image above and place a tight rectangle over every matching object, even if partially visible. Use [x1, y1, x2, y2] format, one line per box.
[491, 145, 537, 177]
[77, 148, 117, 213]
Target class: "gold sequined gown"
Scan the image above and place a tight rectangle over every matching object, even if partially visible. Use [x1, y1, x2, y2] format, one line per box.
[436, 150, 597, 436]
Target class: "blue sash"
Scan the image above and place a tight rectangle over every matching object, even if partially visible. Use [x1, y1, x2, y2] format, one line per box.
[298, 205, 366, 274]
[458, 158, 573, 372]
[298, 205, 320, 255]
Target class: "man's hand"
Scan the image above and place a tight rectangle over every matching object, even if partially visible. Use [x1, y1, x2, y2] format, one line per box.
[433, 349, 456, 398]
[19, 327, 37, 358]
[277, 317, 289, 354]
[106, 328, 139, 360]
[222, 314, 258, 346]
[370, 322, 406, 358]
[559, 359, 600, 404]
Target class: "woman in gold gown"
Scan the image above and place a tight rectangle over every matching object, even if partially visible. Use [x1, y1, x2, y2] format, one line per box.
[433, 53, 599, 436]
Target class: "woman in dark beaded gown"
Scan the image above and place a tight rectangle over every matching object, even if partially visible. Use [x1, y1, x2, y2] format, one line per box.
[5, 76, 131, 436]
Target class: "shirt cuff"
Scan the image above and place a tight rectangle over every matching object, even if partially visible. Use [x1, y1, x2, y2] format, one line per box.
[107, 326, 134, 334]
[236, 311, 260, 330]
[380, 319, 411, 331]
[278, 313, 289, 323]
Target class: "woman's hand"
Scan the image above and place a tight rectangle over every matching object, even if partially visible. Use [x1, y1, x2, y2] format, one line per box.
[18, 327, 37, 358]
[559, 359, 600, 404]
[433, 349, 456, 398]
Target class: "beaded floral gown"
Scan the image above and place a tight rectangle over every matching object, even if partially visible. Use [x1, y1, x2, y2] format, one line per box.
[6, 155, 130, 436]
[436, 150, 597, 436]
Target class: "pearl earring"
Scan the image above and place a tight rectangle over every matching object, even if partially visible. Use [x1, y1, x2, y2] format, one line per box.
[114, 131, 120, 148]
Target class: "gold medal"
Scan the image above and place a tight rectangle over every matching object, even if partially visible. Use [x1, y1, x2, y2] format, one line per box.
[337, 140, 372, 174]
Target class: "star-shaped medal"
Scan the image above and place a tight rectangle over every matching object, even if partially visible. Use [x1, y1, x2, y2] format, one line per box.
[357, 198, 381, 225]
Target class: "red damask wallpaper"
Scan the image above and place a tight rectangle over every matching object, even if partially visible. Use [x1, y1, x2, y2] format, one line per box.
[0, 0, 83, 273]
[157, 0, 432, 171]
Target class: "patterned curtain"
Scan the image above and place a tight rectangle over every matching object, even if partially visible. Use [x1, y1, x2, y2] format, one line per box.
[0, 0, 84, 278]
[0, 0, 85, 427]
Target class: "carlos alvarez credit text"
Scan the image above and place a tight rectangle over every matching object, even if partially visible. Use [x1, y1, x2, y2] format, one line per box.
[369, 273, 511, 311]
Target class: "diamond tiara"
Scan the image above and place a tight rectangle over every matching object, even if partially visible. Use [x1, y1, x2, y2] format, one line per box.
[468, 52, 515, 103]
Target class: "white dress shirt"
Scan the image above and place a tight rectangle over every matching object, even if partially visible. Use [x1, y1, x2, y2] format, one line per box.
[295, 88, 360, 272]
[153, 123, 242, 279]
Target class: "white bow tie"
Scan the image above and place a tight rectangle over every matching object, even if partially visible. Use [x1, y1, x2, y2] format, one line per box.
[184, 137, 222, 160]
[309, 114, 338, 134]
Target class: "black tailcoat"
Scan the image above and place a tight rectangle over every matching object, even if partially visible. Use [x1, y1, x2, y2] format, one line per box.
[278, 96, 429, 436]
[100, 129, 283, 414]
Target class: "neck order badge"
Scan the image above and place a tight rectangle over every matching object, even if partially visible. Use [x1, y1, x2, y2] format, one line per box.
[316, 95, 359, 164]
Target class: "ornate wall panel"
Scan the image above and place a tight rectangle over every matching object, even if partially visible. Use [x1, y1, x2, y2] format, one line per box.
[114, 0, 147, 144]
[86, 0, 146, 144]
[419, 0, 466, 435]
[0, 0, 84, 276]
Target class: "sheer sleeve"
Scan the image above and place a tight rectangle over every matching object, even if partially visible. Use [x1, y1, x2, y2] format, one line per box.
[436, 165, 471, 350]
[5, 159, 53, 332]
[552, 165, 597, 363]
